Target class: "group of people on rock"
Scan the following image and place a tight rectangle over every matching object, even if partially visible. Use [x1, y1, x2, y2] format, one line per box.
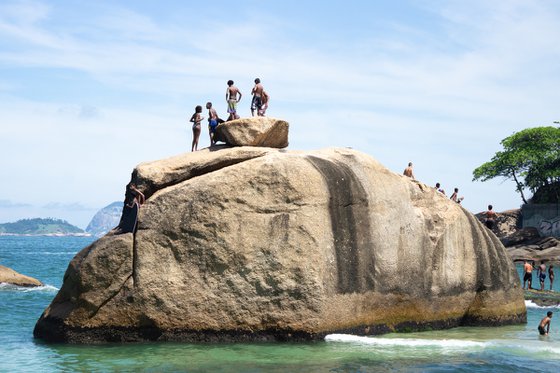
[523, 260, 555, 291]
[189, 78, 270, 152]
[402, 162, 465, 204]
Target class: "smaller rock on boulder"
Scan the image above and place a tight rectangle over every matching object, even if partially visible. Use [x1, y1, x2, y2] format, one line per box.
[215, 117, 289, 148]
[0, 265, 43, 287]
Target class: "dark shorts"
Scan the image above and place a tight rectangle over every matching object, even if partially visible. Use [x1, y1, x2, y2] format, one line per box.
[485, 219, 495, 229]
[538, 325, 546, 335]
[540, 273, 547, 281]
[209, 119, 218, 133]
[251, 95, 262, 110]
[524, 273, 532, 282]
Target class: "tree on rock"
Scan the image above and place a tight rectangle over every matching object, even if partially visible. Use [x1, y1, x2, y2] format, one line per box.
[472, 126, 560, 204]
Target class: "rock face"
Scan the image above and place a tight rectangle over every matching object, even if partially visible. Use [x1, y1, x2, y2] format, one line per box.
[0, 265, 43, 287]
[475, 210, 560, 263]
[34, 147, 526, 343]
[86, 202, 123, 237]
[215, 117, 289, 148]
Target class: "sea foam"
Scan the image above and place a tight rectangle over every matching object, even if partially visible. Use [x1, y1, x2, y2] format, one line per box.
[0, 282, 59, 292]
[525, 300, 560, 309]
[325, 334, 488, 349]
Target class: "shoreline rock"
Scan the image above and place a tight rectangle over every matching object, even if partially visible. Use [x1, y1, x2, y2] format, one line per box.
[0, 265, 43, 287]
[34, 146, 526, 343]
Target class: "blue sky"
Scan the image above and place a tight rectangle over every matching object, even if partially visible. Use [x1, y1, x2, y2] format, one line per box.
[1, 0, 559, 228]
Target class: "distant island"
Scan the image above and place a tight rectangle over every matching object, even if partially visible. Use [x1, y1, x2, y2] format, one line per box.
[85, 201, 122, 237]
[0, 218, 90, 236]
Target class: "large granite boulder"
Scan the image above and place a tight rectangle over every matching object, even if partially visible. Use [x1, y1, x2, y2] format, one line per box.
[34, 147, 526, 343]
[0, 265, 43, 287]
[215, 117, 289, 148]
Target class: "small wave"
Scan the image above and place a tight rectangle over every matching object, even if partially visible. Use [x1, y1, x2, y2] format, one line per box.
[0, 282, 59, 292]
[325, 334, 488, 348]
[18, 251, 77, 255]
[525, 300, 560, 309]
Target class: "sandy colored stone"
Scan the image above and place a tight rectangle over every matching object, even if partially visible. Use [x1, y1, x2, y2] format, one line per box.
[215, 117, 289, 148]
[34, 147, 526, 343]
[0, 265, 43, 287]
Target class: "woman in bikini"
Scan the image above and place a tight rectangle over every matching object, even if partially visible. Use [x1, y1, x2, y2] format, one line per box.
[190, 105, 204, 152]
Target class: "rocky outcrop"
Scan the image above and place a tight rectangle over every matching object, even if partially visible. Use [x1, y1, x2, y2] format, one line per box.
[34, 147, 526, 343]
[215, 117, 289, 148]
[0, 265, 43, 287]
[86, 202, 123, 237]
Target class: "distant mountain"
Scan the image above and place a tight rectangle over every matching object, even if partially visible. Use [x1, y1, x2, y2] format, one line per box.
[86, 201, 123, 237]
[0, 218, 87, 236]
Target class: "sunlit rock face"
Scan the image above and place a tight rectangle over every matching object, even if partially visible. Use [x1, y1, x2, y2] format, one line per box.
[34, 146, 526, 343]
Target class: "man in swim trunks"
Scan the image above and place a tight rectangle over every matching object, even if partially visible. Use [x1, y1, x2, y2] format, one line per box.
[206, 102, 219, 145]
[251, 78, 264, 116]
[484, 204, 497, 229]
[226, 80, 242, 120]
[523, 260, 533, 290]
[538, 311, 552, 336]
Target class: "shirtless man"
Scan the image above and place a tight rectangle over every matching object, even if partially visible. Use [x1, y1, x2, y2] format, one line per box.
[484, 204, 497, 229]
[226, 80, 242, 121]
[538, 311, 552, 336]
[206, 102, 219, 145]
[251, 78, 264, 117]
[403, 162, 415, 179]
[523, 260, 533, 290]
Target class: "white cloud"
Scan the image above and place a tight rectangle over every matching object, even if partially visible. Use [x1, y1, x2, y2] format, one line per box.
[0, 0, 558, 223]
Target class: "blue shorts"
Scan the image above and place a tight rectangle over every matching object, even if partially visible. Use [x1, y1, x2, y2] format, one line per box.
[209, 119, 218, 133]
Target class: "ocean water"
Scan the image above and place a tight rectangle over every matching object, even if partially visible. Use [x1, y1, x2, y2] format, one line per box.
[1, 236, 559, 372]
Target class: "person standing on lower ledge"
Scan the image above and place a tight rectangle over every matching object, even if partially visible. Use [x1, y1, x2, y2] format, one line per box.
[538, 311, 552, 336]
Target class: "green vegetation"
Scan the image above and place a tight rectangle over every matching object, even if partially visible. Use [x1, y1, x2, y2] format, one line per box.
[0, 218, 85, 235]
[473, 126, 560, 204]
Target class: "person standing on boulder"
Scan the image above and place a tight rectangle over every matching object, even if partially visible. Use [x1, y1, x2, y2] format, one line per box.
[538, 261, 547, 291]
[403, 162, 415, 179]
[523, 260, 534, 290]
[251, 78, 264, 117]
[206, 102, 219, 146]
[189, 105, 204, 151]
[226, 80, 242, 121]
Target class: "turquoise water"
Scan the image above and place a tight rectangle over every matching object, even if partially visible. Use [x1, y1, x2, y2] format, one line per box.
[1, 236, 559, 372]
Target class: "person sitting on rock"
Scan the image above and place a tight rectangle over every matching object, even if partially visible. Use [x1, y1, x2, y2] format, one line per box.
[435, 182, 446, 195]
[484, 204, 497, 229]
[450, 188, 464, 204]
[403, 162, 415, 179]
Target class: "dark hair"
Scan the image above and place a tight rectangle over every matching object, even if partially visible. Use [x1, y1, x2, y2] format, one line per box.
[436, 183, 440, 188]
[206, 102, 212, 108]
[408, 162, 413, 167]
[454, 188, 459, 192]
[195, 105, 202, 113]
[547, 311, 553, 317]
[488, 205, 493, 210]
[227, 80, 234, 86]
[254, 78, 261, 84]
